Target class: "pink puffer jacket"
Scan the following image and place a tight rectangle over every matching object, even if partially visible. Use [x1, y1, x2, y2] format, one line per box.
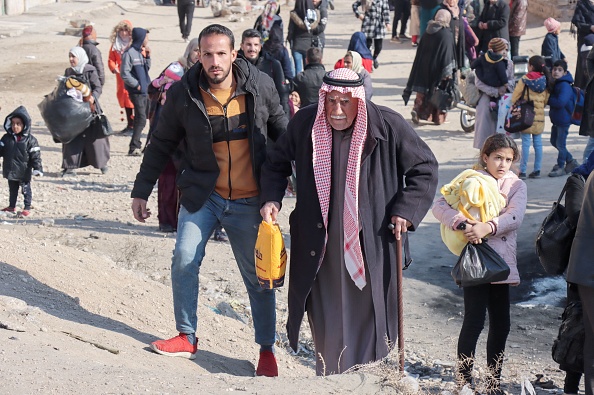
[432, 170, 527, 285]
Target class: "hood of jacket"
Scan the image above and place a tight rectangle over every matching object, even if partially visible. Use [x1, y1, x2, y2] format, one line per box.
[555, 71, 574, 85]
[83, 39, 99, 47]
[131, 28, 147, 51]
[426, 20, 449, 35]
[3, 106, 31, 136]
[522, 74, 547, 93]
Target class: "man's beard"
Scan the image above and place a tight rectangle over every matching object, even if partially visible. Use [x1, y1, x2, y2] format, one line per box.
[206, 67, 231, 85]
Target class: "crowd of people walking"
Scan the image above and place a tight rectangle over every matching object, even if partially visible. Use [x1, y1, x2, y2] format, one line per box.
[3, 0, 594, 393]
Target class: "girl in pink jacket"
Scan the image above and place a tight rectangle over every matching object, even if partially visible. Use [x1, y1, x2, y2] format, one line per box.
[432, 134, 527, 394]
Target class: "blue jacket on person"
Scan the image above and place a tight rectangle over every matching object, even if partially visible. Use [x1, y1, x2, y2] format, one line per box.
[120, 28, 151, 95]
[541, 33, 566, 69]
[548, 71, 574, 127]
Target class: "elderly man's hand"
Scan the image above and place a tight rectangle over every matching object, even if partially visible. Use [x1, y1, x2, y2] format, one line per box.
[390, 216, 411, 240]
[260, 201, 281, 224]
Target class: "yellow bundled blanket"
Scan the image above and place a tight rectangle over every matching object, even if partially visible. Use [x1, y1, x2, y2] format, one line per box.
[255, 221, 287, 289]
[440, 169, 506, 255]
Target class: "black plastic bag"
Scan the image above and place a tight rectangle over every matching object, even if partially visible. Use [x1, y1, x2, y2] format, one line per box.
[552, 300, 584, 373]
[38, 77, 94, 144]
[451, 241, 510, 287]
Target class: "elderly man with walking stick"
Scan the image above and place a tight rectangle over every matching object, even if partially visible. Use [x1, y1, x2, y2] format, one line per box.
[259, 68, 438, 375]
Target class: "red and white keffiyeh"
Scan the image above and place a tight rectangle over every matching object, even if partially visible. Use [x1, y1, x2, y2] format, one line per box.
[312, 68, 368, 290]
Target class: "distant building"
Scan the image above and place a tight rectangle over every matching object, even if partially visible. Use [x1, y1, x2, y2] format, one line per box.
[2, 0, 57, 16]
[529, 0, 577, 19]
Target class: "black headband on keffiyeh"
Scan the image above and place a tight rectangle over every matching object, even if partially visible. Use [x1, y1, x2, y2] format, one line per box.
[322, 72, 364, 87]
[312, 68, 368, 290]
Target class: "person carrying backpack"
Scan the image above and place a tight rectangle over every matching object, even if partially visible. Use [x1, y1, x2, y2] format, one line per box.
[548, 60, 580, 177]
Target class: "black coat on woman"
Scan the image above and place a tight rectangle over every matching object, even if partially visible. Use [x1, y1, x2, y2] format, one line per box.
[579, 47, 594, 137]
[63, 64, 110, 171]
[572, 0, 594, 88]
[403, 19, 456, 102]
[477, 0, 510, 53]
[439, 3, 466, 71]
[259, 102, 438, 354]
[287, 0, 327, 53]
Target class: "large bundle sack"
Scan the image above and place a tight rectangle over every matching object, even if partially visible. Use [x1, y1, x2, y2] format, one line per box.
[38, 77, 94, 144]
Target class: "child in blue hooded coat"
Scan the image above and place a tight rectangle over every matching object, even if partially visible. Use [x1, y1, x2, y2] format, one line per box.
[547, 60, 580, 177]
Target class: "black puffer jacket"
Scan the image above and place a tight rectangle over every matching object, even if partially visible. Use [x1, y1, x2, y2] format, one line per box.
[567, 173, 594, 288]
[82, 39, 105, 86]
[1, 106, 43, 182]
[292, 62, 326, 107]
[131, 56, 288, 212]
[239, 49, 290, 117]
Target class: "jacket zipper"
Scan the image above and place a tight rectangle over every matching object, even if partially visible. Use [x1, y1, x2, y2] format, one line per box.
[223, 105, 233, 199]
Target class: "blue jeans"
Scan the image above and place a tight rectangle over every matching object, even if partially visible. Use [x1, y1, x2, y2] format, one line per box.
[584, 137, 594, 163]
[550, 124, 573, 167]
[292, 50, 305, 75]
[172, 192, 276, 346]
[520, 133, 542, 174]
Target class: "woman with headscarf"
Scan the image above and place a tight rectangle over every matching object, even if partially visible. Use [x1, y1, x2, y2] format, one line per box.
[334, 32, 374, 73]
[178, 38, 199, 72]
[352, 0, 391, 69]
[254, 0, 284, 41]
[403, 9, 456, 125]
[62, 47, 110, 176]
[440, 0, 466, 71]
[342, 51, 373, 99]
[108, 20, 134, 134]
[571, 0, 594, 88]
[287, 0, 324, 74]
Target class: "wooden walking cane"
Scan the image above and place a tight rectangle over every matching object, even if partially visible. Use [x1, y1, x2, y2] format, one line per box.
[389, 224, 406, 373]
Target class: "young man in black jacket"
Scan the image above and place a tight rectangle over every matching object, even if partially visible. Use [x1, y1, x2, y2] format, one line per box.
[131, 24, 287, 377]
[239, 29, 290, 118]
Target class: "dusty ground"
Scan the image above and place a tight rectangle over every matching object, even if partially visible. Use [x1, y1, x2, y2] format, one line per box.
[0, 1, 585, 393]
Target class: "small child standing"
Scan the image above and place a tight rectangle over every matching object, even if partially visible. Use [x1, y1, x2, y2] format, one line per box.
[541, 18, 566, 69]
[548, 60, 580, 177]
[471, 38, 509, 110]
[1, 106, 43, 216]
[512, 55, 552, 179]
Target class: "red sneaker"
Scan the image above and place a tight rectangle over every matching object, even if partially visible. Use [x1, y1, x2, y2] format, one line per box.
[256, 350, 278, 377]
[2, 207, 15, 212]
[20, 210, 30, 217]
[150, 333, 197, 359]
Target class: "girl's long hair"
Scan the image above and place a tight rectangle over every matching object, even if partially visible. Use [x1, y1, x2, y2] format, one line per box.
[529, 55, 554, 92]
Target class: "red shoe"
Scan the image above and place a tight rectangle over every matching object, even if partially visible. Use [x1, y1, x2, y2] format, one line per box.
[256, 350, 278, 377]
[150, 333, 197, 359]
[20, 210, 30, 217]
[2, 207, 15, 212]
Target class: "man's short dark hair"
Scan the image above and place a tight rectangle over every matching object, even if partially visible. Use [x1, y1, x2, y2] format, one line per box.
[306, 47, 323, 64]
[241, 29, 262, 43]
[198, 24, 235, 50]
